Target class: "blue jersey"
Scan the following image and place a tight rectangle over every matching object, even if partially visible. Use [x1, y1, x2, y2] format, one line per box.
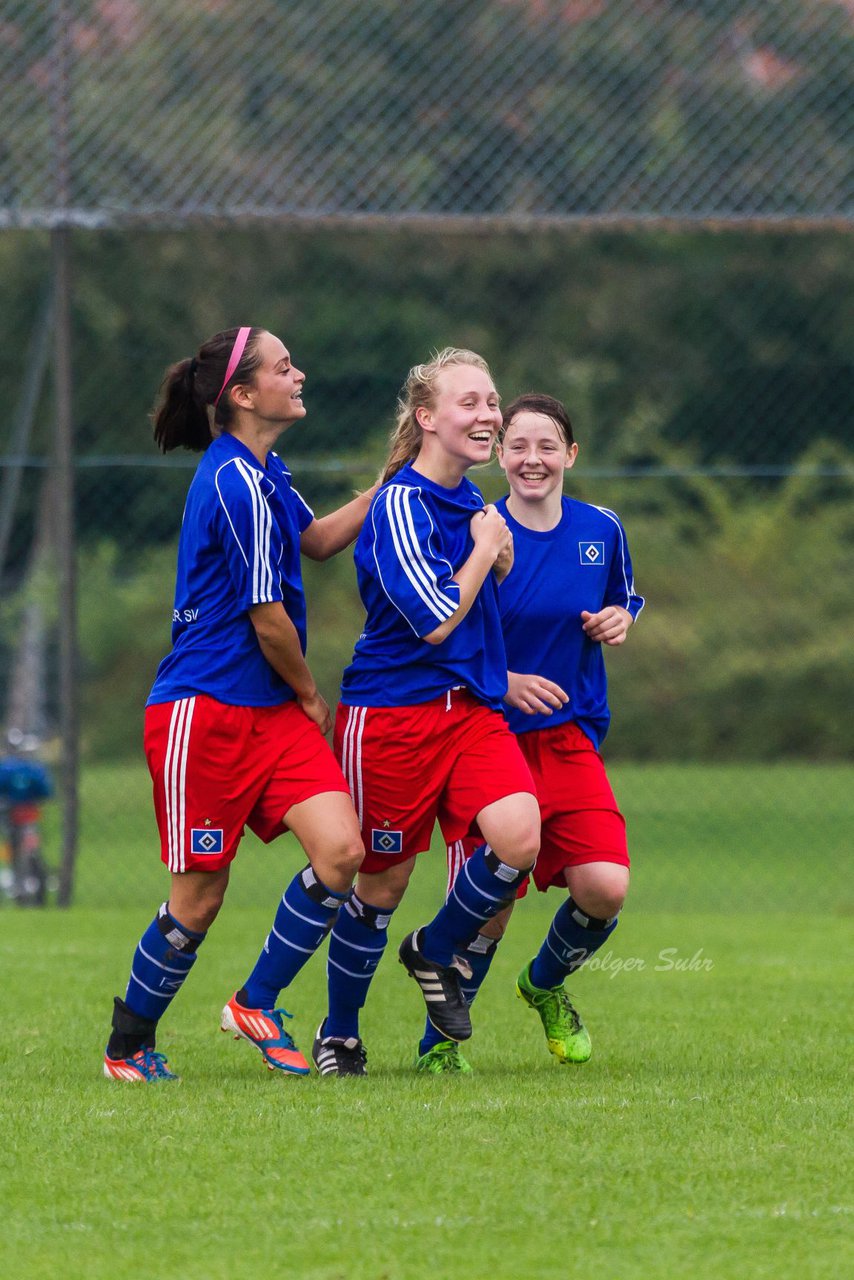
[340, 463, 508, 709]
[148, 433, 315, 708]
[498, 496, 644, 747]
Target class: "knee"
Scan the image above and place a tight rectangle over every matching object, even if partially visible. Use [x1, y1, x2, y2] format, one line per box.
[577, 888, 625, 920]
[571, 872, 628, 922]
[171, 886, 225, 933]
[325, 835, 365, 885]
[497, 823, 539, 871]
[487, 816, 540, 871]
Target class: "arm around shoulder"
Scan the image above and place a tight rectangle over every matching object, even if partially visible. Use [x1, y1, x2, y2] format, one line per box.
[300, 483, 380, 561]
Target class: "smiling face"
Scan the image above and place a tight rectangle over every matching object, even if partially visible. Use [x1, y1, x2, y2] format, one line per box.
[234, 331, 306, 427]
[498, 409, 578, 504]
[416, 363, 502, 474]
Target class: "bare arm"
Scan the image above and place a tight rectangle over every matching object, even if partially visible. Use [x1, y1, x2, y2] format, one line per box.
[300, 484, 380, 561]
[580, 605, 634, 646]
[249, 601, 331, 733]
[423, 506, 512, 645]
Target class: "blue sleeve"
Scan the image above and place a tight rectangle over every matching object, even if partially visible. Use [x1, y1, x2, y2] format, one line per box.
[289, 482, 315, 534]
[370, 485, 462, 637]
[600, 509, 645, 620]
[214, 459, 286, 610]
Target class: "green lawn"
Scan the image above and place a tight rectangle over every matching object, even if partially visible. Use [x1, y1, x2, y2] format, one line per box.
[1, 763, 851, 1278]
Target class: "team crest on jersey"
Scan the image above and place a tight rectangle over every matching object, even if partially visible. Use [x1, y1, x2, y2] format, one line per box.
[371, 828, 403, 855]
[191, 828, 223, 855]
[578, 541, 604, 566]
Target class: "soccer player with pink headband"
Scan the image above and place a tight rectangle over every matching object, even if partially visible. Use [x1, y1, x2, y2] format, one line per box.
[103, 326, 374, 1083]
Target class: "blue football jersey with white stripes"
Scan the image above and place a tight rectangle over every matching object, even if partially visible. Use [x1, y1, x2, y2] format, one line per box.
[498, 496, 644, 747]
[147, 433, 315, 707]
[340, 463, 508, 709]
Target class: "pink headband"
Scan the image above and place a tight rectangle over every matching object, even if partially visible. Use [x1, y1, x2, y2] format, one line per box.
[213, 327, 252, 408]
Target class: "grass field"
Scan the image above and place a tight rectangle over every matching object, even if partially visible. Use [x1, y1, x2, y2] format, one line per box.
[1, 763, 851, 1279]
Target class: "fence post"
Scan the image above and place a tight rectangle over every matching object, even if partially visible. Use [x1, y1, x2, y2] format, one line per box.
[52, 0, 78, 908]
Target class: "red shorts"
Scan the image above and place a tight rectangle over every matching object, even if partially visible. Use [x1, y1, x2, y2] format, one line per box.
[144, 695, 350, 873]
[334, 690, 536, 874]
[445, 720, 629, 895]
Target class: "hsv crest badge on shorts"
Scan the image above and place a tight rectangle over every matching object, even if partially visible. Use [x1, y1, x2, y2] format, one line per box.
[371, 828, 403, 855]
[191, 827, 224, 855]
[578, 541, 604, 566]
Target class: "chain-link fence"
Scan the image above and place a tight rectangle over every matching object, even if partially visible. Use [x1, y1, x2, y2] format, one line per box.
[3, 0, 853, 225]
[1, 2, 852, 913]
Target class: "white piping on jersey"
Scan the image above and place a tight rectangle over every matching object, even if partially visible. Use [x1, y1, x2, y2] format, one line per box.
[214, 462, 249, 566]
[341, 705, 367, 826]
[164, 697, 195, 873]
[375, 486, 458, 631]
[289, 482, 315, 526]
[214, 458, 277, 602]
[592, 505, 645, 616]
[392, 486, 458, 618]
[234, 458, 274, 602]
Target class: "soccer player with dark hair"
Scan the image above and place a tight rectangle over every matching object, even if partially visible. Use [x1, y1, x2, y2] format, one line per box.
[312, 349, 540, 1076]
[419, 392, 644, 1072]
[103, 326, 373, 1082]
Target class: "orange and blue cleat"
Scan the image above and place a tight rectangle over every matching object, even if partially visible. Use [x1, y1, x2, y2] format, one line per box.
[220, 994, 310, 1075]
[103, 1047, 179, 1082]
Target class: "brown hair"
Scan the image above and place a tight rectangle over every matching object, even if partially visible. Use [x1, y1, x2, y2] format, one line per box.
[380, 347, 494, 484]
[151, 326, 264, 453]
[500, 392, 575, 446]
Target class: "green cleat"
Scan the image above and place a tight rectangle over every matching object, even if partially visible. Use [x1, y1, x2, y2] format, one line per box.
[516, 960, 592, 1064]
[416, 1040, 474, 1075]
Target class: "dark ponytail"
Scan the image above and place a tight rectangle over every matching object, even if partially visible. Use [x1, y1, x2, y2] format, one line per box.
[152, 326, 263, 453]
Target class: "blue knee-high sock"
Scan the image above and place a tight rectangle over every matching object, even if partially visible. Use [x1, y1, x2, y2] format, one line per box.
[123, 902, 207, 1024]
[419, 932, 498, 1055]
[325, 892, 394, 1040]
[241, 866, 347, 1010]
[419, 846, 528, 966]
[529, 896, 619, 990]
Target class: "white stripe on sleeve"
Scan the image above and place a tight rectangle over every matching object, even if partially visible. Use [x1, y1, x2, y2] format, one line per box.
[384, 486, 458, 624]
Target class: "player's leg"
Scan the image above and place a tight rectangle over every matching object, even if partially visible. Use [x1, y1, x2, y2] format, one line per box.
[104, 868, 228, 1082]
[403, 795, 535, 1044]
[518, 863, 628, 1064]
[416, 900, 513, 1073]
[516, 723, 630, 1064]
[530, 860, 628, 990]
[316, 858, 416, 1076]
[225, 786, 364, 1077]
[104, 697, 244, 1083]
[401, 706, 539, 1043]
[318, 701, 445, 1073]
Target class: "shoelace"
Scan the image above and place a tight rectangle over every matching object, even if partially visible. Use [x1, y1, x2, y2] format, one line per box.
[267, 1008, 298, 1048]
[551, 988, 582, 1033]
[136, 1049, 173, 1078]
